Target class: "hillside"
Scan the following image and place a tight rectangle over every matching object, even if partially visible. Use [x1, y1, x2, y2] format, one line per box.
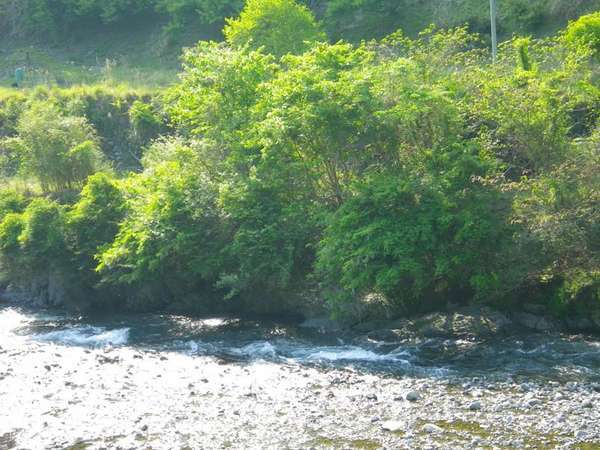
[1, 0, 599, 88]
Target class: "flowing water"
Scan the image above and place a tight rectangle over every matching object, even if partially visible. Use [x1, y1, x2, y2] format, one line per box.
[1, 305, 599, 449]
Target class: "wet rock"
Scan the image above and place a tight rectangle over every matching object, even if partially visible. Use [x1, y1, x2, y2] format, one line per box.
[565, 316, 595, 332]
[353, 319, 398, 333]
[96, 355, 120, 364]
[513, 313, 557, 332]
[412, 307, 512, 339]
[299, 317, 341, 332]
[365, 329, 405, 343]
[406, 390, 420, 402]
[523, 303, 547, 315]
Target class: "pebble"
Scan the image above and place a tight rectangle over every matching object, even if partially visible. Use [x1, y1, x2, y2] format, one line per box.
[382, 420, 404, 432]
[575, 430, 587, 440]
[406, 390, 420, 402]
[422, 423, 443, 434]
[469, 400, 482, 411]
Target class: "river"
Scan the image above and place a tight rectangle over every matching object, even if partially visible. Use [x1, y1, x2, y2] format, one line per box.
[1, 305, 599, 449]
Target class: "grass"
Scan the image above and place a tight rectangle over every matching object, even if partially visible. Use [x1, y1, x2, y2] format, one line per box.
[0, 14, 222, 90]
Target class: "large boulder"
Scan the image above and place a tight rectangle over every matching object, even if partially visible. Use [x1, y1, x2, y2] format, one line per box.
[512, 312, 558, 332]
[357, 306, 513, 341]
[413, 307, 513, 339]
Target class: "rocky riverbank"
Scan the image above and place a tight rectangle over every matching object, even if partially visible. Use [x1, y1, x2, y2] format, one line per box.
[1, 306, 600, 449]
[348, 305, 600, 343]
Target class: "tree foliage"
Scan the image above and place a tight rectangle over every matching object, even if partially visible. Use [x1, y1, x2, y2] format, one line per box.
[224, 0, 325, 57]
[14, 103, 105, 192]
[0, 9, 598, 320]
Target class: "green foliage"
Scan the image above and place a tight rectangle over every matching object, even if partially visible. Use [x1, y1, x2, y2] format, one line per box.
[97, 144, 227, 308]
[514, 37, 533, 71]
[0, 213, 25, 253]
[0, 0, 151, 38]
[0, 189, 28, 221]
[513, 133, 600, 306]
[224, 0, 325, 57]
[0, 86, 158, 172]
[317, 143, 510, 315]
[155, 0, 242, 24]
[15, 102, 105, 192]
[0, 17, 598, 322]
[66, 173, 125, 269]
[129, 100, 164, 146]
[18, 199, 66, 261]
[564, 12, 600, 58]
[167, 41, 277, 144]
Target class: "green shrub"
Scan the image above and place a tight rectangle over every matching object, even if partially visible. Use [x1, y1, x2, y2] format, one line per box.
[0, 190, 29, 222]
[0, 213, 25, 253]
[66, 173, 125, 269]
[17, 198, 67, 265]
[97, 149, 228, 309]
[224, 0, 325, 57]
[512, 133, 600, 308]
[564, 12, 600, 58]
[129, 100, 164, 146]
[15, 102, 105, 192]
[317, 143, 511, 316]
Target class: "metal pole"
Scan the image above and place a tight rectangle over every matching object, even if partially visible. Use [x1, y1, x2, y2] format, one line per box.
[490, 0, 498, 61]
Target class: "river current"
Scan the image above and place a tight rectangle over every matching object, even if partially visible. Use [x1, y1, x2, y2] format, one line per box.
[1, 305, 599, 449]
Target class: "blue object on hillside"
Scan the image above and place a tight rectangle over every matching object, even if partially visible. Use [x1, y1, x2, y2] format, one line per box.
[15, 67, 25, 85]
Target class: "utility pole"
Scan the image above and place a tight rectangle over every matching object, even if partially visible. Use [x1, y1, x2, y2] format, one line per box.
[490, 0, 498, 61]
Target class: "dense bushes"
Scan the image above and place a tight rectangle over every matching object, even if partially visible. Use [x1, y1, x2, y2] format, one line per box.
[317, 145, 512, 317]
[0, 1, 598, 320]
[0, 86, 164, 173]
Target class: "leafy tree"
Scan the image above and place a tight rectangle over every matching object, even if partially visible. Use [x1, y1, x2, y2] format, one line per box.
[564, 12, 600, 58]
[66, 173, 125, 272]
[97, 144, 227, 309]
[224, 0, 325, 57]
[512, 132, 600, 308]
[0, 190, 28, 222]
[317, 143, 512, 316]
[15, 103, 105, 192]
